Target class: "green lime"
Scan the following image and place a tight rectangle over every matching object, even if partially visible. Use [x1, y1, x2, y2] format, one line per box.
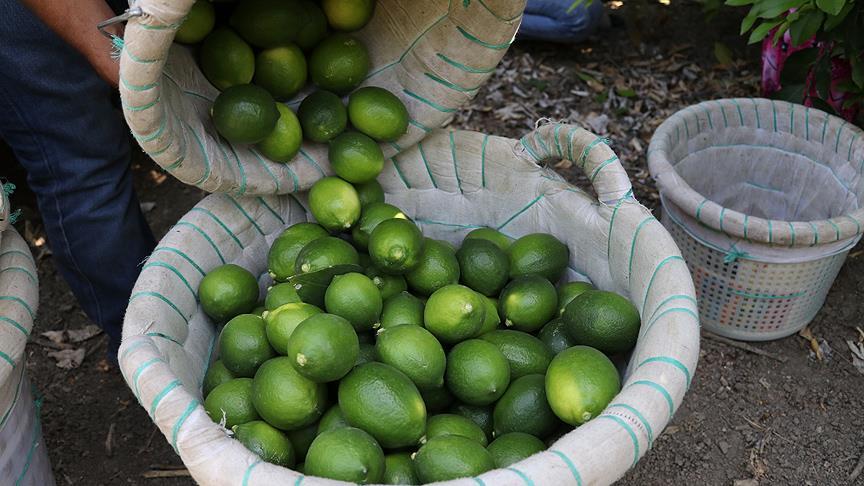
[309, 33, 369, 94]
[298, 91, 347, 143]
[557, 281, 594, 315]
[318, 404, 350, 434]
[354, 179, 385, 206]
[499, 275, 558, 332]
[414, 435, 495, 483]
[322, 0, 375, 31]
[356, 342, 376, 366]
[365, 266, 407, 301]
[375, 324, 446, 389]
[464, 227, 512, 251]
[445, 339, 510, 406]
[229, 0, 302, 48]
[305, 427, 385, 483]
[212, 84, 280, 144]
[450, 404, 493, 443]
[286, 423, 318, 459]
[204, 378, 259, 428]
[405, 239, 461, 297]
[263, 302, 322, 353]
[508, 233, 570, 283]
[456, 238, 510, 297]
[200, 28, 254, 91]
[351, 202, 408, 251]
[288, 313, 359, 382]
[233, 420, 295, 467]
[324, 272, 382, 332]
[251, 356, 328, 430]
[254, 45, 307, 100]
[420, 386, 454, 414]
[220, 314, 276, 377]
[199, 263, 259, 322]
[338, 362, 426, 448]
[487, 432, 546, 468]
[368, 218, 424, 274]
[347, 87, 408, 142]
[545, 346, 620, 425]
[477, 296, 500, 335]
[268, 222, 329, 281]
[295, 0, 328, 50]
[479, 330, 552, 379]
[294, 236, 360, 274]
[203, 360, 236, 398]
[426, 413, 488, 446]
[330, 131, 385, 184]
[308, 177, 362, 232]
[383, 452, 418, 485]
[493, 374, 559, 438]
[537, 318, 575, 355]
[380, 291, 424, 329]
[257, 104, 303, 162]
[264, 282, 302, 310]
[424, 284, 486, 344]
[175, 0, 215, 44]
[562, 290, 640, 354]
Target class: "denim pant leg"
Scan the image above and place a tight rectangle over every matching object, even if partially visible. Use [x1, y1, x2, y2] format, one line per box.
[0, 1, 156, 356]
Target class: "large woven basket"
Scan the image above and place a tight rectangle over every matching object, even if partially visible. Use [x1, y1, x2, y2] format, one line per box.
[0, 227, 54, 486]
[118, 0, 525, 195]
[120, 123, 700, 485]
[648, 98, 864, 341]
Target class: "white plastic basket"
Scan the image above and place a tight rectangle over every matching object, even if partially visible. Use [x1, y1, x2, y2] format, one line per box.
[120, 123, 700, 485]
[648, 98, 864, 341]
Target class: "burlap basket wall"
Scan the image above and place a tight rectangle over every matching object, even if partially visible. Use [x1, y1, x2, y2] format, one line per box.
[120, 123, 700, 485]
[119, 0, 526, 196]
[0, 227, 55, 486]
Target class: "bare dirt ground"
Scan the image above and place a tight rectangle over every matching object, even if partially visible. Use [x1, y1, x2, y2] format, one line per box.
[4, 1, 864, 485]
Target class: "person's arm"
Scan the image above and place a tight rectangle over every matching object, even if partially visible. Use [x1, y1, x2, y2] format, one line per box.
[20, 0, 121, 87]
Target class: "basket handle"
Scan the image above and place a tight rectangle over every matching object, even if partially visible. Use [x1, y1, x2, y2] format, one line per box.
[517, 123, 633, 204]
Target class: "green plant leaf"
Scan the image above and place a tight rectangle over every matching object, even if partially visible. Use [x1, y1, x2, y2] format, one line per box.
[789, 10, 824, 46]
[714, 41, 735, 66]
[615, 86, 636, 97]
[773, 83, 807, 103]
[288, 264, 363, 307]
[851, 57, 864, 88]
[815, 0, 846, 16]
[748, 19, 784, 44]
[741, 8, 760, 33]
[824, 2, 854, 31]
[780, 48, 819, 85]
[759, 0, 807, 19]
[726, 0, 757, 6]
[810, 97, 839, 115]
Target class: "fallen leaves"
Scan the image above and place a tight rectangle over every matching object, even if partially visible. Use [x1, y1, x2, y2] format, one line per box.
[39, 325, 103, 369]
[847, 326, 864, 375]
[46, 348, 86, 369]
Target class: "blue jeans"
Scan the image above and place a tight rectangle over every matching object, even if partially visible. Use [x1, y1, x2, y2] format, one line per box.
[0, 1, 156, 357]
[519, 0, 605, 43]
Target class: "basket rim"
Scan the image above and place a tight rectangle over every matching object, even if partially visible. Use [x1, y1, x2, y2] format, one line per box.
[647, 97, 864, 247]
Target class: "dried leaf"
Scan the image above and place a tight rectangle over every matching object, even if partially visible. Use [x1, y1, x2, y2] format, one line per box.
[41, 330, 66, 345]
[714, 42, 734, 67]
[847, 340, 864, 375]
[66, 325, 102, 343]
[47, 348, 86, 369]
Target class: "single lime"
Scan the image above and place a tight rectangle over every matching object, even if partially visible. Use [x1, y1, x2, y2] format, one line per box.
[220, 314, 276, 377]
[424, 284, 486, 344]
[251, 356, 328, 430]
[264, 282, 302, 310]
[383, 452, 418, 485]
[298, 90, 348, 143]
[305, 427, 385, 483]
[375, 324, 446, 389]
[263, 302, 322, 353]
[351, 202, 408, 251]
[203, 360, 235, 398]
[354, 179, 385, 206]
[348, 86, 409, 142]
[487, 432, 546, 468]
[464, 227, 512, 251]
[457, 238, 510, 297]
[200, 28, 254, 91]
[308, 177, 362, 232]
[493, 374, 559, 438]
[499, 275, 558, 332]
[253, 45, 307, 99]
[545, 346, 620, 425]
[405, 238, 461, 297]
[562, 290, 640, 355]
[204, 378, 259, 428]
[175, 0, 216, 44]
[329, 131, 385, 184]
[267, 222, 329, 281]
[537, 318, 575, 355]
[211, 84, 280, 144]
[508, 233, 570, 282]
[426, 413, 488, 446]
[479, 330, 552, 378]
[368, 218, 424, 274]
[199, 263, 259, 322]
[288, 313, 359, 382]
[233, 420, 295, 467]
[294, 236, 360, 274]
[414, 435, 495, 483]
[380, 291, 424, 329]
[324, 272, 382, 332]
[309, 33, 369, 94]
[445, 339, 510, 406]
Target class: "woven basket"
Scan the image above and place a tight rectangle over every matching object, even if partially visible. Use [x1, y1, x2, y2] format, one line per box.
[118, 0, 525, 195]
[648, 98, 864, 341]
[120, 123, 700, 485]
[0, 227, 55, 486]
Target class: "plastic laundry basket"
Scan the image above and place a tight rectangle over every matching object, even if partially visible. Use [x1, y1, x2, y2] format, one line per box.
[648, 98, 864, 341]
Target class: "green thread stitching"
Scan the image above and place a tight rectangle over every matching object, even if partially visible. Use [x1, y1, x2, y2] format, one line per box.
[225, 195, 264, 236]
[436, 53, 496, 73]
[249, 148, 286, 192]
[481, 134, 489, 188]
[142, 261, 195, 298]
[417, 142, 439, 188]
[637, 356, 692, 387]
[170, 399, 199, 452]
[0, 296, 34, 320]
[596, 415, 640, 466]
[627, 380, 674, 419]
[298, 149, 325, 177]
[641, 255, 685, 312]
[835, 120, 847, 153]
[390, 157, 411, 188]
[403, 89, 457, 113]
[365, 14, 448, 80]
[152, 247, 205, 276]
[549, 450, 584, 486]
[0, 316, 28, 336]
[256, 197, 285, 225]
[450, 132, 463, 193]
[607, 403, 655, 447]
[0, 266, 36, 284]
[628, 217, 655, 279]
[173, 221, 225, 263]
[497, 195, 544, 230]
[242, 461, 262, 486]
[129, 291, 188, 324]
[456, 26, 510, 49]
[423, 72, 480, 92]
[505, 467, 534, 486]
[149, 379, 181, 417]
[189, 207, 243, 249]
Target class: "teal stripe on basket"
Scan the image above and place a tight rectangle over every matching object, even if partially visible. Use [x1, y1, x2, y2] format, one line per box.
[242, 461, 262, 486]
[142, 261, 195, 297]
[846, 215, 861, 235]
[120, 76, 157, 92]
[506, 467, 534, 485]
[473, 478, 485, 486]
[590, 156, 618, 182]
[549, 450, 583, 486]
[848, 132, 859, 161]
[298, 149, 325, 177]
[597, 415, 640, 466]
[133, 111, 167, 143]
[641, 255, 685, 313]
[606, 403, 655, 446]
[123, 48, 161, 64]
[497, 195, 544, 230]
[703, 106, 714, 130]
[225, 196, 264, 236]
[553, 124, 564, 158]
[200, 331, 219, 387]
[628, 380, 675, 419]
[521, 135, 542, 161]
[294, 475, 305, 486]
[481, 134, 489, 188]
[0, 316, 28, 336]
[129, 291, 188, 324]
[628, 217, 655, 279]
[473, 0, 523, 21]
[391, 157, 412, 189]
[683, 116, 690, 139]
[719, 207, 727, 233]
[423, 72, 480, 93]
[788, 221, 796, 246]
[0, 249, 36, 264]
[768, 219, 773, 244]
[289, 194, 308, 214]
[256, 197, 286, 225]
[790, 102, 794, 134]
[456, 26, 510, 49]
[132, 357, 164, 399]
[646, 294, 698, 323]
[389, 141, 403, 153]
[716, 100, 729, 127]
[566, 126, 579, 161]
[642, 307, 699, 336]
[0, 266, 36, 284]
[417, 142, 439, 188]
[436, 53, 496, 74]
[751, 98, 761, 129]
[165, 151, 186, 171]
[579, 136, 608, 169]
[409, 119, 432, 132]
[404, 89, 457, 113]
[771, 99, 778, 131]
[146, 332, 184, 347]
[149, 137, 174, 157]
[731, 99, 744, 125]
[0, 296, 34, 320]
[0, 367, 24, 431]
[743, 214, 750, 240]
[174, 221, 226, 264]
[415, 218, 482, 230]
[152, 247, 205, 276]
[828, 219, 841, 241]
[171, 399, 199, 452]
[14, 395, 42, 486]
[835, 120, 847, 153]
[249, 148, 287, 192]
[181, 120, 211, 186]
[809, 221, 819, 246]
[821, 115, 829, 144]
[119, 340, 149, 364]
[0, 350, 14, 367]
[190, 207, 243, 249]
[122, 96, 160, 112]
[365, 14, 448, 80]
[695, 198, 708, 221]
[450, 132, 463, 193]
[150, 379, 182, 418]
[534, 129, 551, 158]
[216, 139, 247, 196]
[139, 22, 181, 30]
[606, 197, 627, 263]
[638, 356, 692, 387]
[805, 107, 811, 140]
